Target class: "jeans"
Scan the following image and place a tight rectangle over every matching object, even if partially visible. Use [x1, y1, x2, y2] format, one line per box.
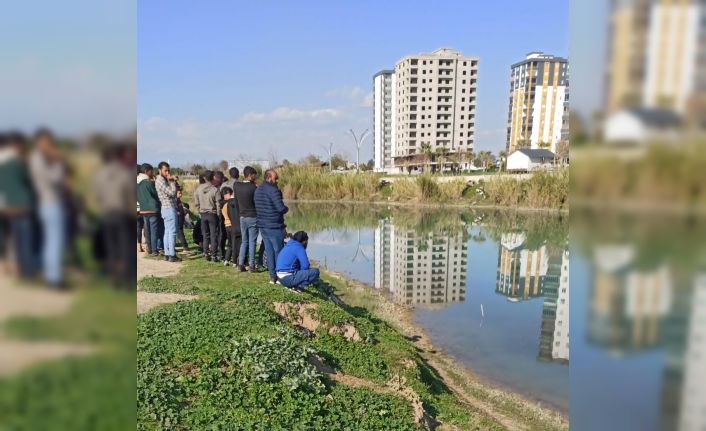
[161, 207, 177, 257]
[9, 215, 36, 278]
[39, 202, 65, 285]
[238, 217, 258, 267]
[260, 227, 284, 280]
[200, 212, 219, 258]
[142, 213, 159, 254]
[279, 268, 320, 290]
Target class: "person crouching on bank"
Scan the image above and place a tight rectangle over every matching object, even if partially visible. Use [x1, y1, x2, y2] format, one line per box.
[275, 231, 320, 292]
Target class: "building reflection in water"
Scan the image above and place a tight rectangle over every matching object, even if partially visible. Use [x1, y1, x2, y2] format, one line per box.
[495, 233, 570, 364]
[374, 219, 467, 308]
[586, 244, 706, 431]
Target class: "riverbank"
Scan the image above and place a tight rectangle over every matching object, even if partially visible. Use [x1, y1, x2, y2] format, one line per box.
[180, 167, 568, 211]
[287, 198, 569, 213]
[320, 268, 569, 424]
[137, 254, 567, 430]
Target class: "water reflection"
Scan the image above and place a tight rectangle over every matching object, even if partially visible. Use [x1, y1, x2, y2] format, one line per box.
[572, 212, 706, 431]
[374, 219, 467, 308]
[290, 203, 570, 409]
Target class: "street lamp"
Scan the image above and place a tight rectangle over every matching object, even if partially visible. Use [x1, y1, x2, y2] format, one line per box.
[348, 129, 370, 173]
[320, 142, 334, 172]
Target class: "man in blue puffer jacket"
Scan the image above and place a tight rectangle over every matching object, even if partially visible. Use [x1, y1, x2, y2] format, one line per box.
[275, 231, 320, 291]
[254, 169, 289, 283]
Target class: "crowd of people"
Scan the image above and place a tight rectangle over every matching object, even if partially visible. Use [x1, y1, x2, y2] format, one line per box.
[136, 164, 320, 292]
[0, 129, 136, 289]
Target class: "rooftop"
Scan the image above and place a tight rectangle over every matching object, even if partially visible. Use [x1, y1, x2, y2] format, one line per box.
[513, 149, 556, 158]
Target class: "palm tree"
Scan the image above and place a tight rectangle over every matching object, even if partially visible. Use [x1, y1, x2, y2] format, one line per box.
[420, 142, 432, 173]
[466, 150, 476, 170]
[479, 151, 493, 170]
[498, 150, 508, 171]
[434, 147, 446, 174]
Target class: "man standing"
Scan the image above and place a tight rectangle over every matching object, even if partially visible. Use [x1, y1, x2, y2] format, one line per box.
[28, 128, 66, 287]
[234, 166, 258, 272]
[223, 167, 239, 190]
[254, 169, 288, 284]
[155, 161, 180, 263]
[0, 132, 36, 280]
[137, 163, 160, 257]
[192, 170, 219, 262]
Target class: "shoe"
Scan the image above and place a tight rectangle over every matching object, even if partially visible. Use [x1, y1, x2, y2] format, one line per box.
[205, 255, 212, 262]
[164, 255, 170, 261]
[168, 256, 182, 263]
[151, 252, 159, 258]
[238, 265, 247, 272]
[269, 278, 277, 285]
[223, 260, 229, 266]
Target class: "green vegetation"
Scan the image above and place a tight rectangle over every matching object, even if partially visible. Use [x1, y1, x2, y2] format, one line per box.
[274, 165, 568, 209]
[0, 286, 136, 430]
[572, 141, 706, 209]
[137, 260, 513, 430]
[179, 164, 568, 209]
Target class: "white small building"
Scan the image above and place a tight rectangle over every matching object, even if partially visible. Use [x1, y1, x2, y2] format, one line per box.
[227, 160, 273, 173]
[506, 149, 556, 171]
[604, 108, 681, 144]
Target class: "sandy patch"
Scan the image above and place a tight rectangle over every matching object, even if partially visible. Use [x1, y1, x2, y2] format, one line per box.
[137, 292, 198, 314]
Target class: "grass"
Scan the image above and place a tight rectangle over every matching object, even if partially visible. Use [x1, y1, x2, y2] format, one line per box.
[571, 141, 706, 209]
[0, 284, 136, 431]
[278, 165, 568, 209]
[179, 165, 568, 209]
[137, 259, 509, 430]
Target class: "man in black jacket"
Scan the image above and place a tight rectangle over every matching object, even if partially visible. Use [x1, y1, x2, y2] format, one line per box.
[234, 166, 258, 272]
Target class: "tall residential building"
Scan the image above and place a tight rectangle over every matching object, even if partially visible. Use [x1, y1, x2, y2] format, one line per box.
[374, 48, 478, 173]
[374, 219, 467, 308]
[373, 70, 396, 173]
[505, 52, 569, 154]
[496, 232, 549, 301]
[605, 0, 703, 116]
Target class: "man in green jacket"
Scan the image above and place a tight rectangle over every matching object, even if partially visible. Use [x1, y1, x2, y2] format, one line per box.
[137, 163, 161, 256]
[0, 132, 37, 279]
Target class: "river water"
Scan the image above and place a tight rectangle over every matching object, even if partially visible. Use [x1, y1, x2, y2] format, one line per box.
[287, 203, 570, 412]
[286, 203, 706, 429]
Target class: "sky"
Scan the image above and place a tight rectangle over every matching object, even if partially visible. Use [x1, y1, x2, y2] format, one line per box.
[138, 0, 568, 166]
[0, 0, 136, 136]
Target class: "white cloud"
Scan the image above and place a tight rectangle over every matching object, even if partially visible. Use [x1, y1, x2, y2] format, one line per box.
[361, 91, 374, 108]
[238, 107, 342, 124]
[138, 103, 372, 165]
[325, 86, 364, 100]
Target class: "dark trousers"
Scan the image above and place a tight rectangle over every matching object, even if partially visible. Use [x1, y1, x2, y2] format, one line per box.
[218, 215, 227, 257]
[142, 213, 160, 254]
[200, 212, 219, 258]
[176, 214, 188, 249]
[136, 215, 144, 245]
[279, 268, 320, 290]
[8, 215, 36, 278]
[0, 216, 8, 259]
[102, 214, 135, 288]
[260, 227, 284, 280]
[156, 215, 164, 250]
[224, 226, 242, 263]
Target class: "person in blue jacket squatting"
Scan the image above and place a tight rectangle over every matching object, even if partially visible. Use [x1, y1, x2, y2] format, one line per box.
[275, 231, 320, 292]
